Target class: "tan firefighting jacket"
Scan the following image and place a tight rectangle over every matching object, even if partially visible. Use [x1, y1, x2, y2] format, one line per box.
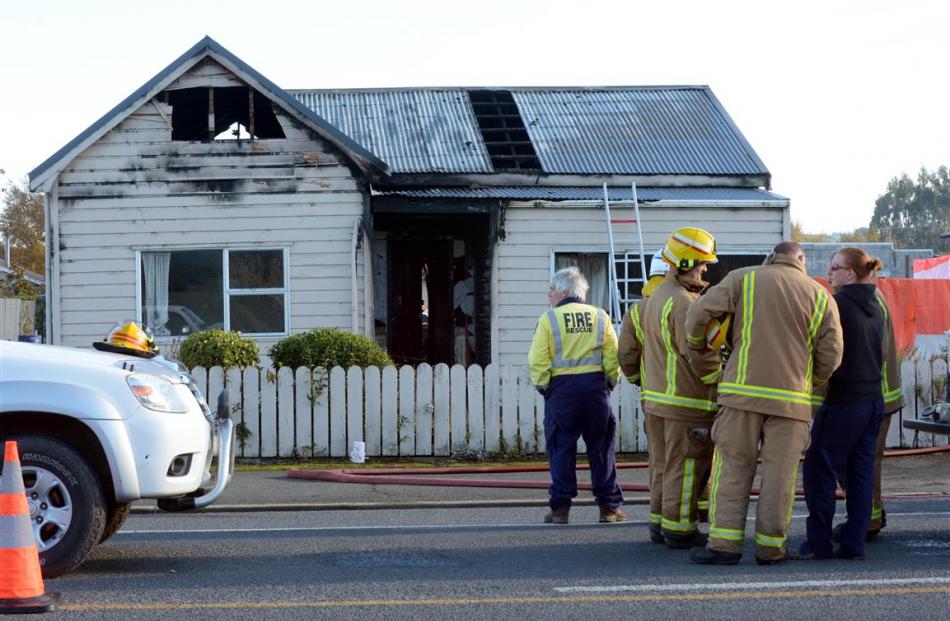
[618, 301, 644, 384]
[684, 254, 843, 421]
[876, 289, 904, 415]
[640, 273, 721, 422]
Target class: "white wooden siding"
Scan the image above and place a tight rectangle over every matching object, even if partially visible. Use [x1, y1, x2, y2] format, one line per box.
[51, 60, 367, 348]
[493, 202, 785, 366]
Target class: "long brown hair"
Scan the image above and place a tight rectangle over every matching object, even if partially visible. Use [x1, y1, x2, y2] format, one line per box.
[836, 247, 883, 282]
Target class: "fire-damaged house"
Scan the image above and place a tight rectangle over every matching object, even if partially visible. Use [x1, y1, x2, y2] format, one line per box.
[30, 37, 789, 367]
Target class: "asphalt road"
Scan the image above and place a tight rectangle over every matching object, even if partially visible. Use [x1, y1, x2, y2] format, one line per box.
[46, 498, 950, 620]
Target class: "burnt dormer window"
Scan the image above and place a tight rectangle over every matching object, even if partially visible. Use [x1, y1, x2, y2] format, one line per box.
[166, 87, 285, 142]
[468, 90, 541, 171]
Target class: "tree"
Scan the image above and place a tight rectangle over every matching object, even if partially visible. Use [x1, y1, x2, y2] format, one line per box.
[791, 220, 829, 242]
[871, 166, 950, 253]
[1, 178, 45, 274]
[839, 226, 881, 243]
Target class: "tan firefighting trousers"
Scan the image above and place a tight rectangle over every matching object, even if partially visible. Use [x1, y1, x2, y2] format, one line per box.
[644, 410, 665, 531]
[707, 407, 809, 561]
[647, 413, 713, 540]
[837, 412, 891, 531]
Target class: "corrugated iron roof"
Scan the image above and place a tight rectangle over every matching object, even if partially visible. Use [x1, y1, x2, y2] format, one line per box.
[291, 90, 492, 173]
[290, 86, 768, 177]
[376, 186, 788, 203]
[511, 88, 766, 175]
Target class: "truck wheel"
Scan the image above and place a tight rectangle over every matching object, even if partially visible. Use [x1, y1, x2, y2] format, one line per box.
[100, 502, 132, 543]
[16, 435, 106, 578]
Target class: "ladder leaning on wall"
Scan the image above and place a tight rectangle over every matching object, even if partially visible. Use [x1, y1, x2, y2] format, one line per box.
[602, 181, 648, 323]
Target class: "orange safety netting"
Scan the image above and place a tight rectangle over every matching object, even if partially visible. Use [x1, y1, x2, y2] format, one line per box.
[815, 277, 950, 350]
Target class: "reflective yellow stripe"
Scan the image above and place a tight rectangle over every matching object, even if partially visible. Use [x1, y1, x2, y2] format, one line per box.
[883, 388, 902, 403]
[710, 527, 745, 542]
[631, 305, 644, 344]
[811, 395, 825, 406]
[680, 458, 695, 528]
[642, 391, 719, 412]
[719, 382, 814, 407]
[662, 517, 698, 533]
[686, 333, 705, 346]
[701, 368, 722, 384]
[626, 373, 641, 383]
[754, 532, 786, 548]
[697, 500, 709, 510]
[661, 298, 676, 395]
[805, 289, 829, 387]
[649, 513, 662, 525]
[708, 447, 745, 542]
[735, 272, 755, 384]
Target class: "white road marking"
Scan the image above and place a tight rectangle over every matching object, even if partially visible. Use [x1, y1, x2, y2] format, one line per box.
[116, 510, 950, 536]
[554, 576, 950, 594]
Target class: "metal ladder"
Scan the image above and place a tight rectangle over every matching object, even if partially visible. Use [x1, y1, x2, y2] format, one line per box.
[602, 181, 648, 322]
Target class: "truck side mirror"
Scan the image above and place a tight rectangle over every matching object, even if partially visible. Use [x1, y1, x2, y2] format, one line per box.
[216, 391, 230, 420]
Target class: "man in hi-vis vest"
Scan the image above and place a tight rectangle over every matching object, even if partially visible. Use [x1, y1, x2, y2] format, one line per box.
[685, 241, 843, 566]
[529, 267, 625, 524]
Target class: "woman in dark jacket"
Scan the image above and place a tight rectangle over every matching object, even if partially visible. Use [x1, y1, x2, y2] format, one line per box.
[795, 247, 885, 561]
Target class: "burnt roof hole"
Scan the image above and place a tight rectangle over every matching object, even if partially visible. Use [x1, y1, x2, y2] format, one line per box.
[167, 87, 285, 142]
[468, 90, 541, 171]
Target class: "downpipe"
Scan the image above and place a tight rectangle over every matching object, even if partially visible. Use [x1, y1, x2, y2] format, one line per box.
[351, 216, 361, 334]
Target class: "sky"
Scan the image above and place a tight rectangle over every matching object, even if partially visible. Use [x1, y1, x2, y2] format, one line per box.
[1, 0, 948, 234]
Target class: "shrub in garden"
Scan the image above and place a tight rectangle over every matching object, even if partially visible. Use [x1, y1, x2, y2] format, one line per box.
[177, 329, 260, 369]
[269, 328, 393, 369]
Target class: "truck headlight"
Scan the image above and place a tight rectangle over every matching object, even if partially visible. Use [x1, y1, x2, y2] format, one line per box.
[127, 374, 190, 413]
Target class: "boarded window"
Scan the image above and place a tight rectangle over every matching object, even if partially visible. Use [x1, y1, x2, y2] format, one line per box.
[167, 87, 285, 141]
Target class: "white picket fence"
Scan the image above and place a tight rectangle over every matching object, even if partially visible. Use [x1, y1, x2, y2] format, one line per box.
[187, 356, 949, 459]
[187, 364, 644, 458]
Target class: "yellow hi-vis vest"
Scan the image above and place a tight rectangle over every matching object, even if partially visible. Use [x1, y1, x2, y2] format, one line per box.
[528, 302, 620, 389]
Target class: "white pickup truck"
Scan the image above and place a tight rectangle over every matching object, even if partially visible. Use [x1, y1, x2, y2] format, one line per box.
[0, 341, 234, 577]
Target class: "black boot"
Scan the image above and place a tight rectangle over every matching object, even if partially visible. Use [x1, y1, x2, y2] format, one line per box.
[664, 530, 708, 550]
[689, 546, 741, 565]
[649, 524, 665, 544]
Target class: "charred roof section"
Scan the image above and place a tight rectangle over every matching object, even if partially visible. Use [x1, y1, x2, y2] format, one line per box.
[467, 90, 541, 172]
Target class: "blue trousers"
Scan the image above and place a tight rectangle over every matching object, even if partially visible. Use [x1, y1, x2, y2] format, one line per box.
[543, 373, 623, 511]
[803, 397, 884, 557]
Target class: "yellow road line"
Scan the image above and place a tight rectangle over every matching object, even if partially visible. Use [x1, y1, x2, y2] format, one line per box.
[61, 586, 950, 611]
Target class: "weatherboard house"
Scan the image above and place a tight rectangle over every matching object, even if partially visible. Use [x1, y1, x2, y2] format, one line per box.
[29, 36, 788, 367]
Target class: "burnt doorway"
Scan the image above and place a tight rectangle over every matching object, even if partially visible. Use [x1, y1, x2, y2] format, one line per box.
[374, 205, 496, 367]
[388, 240, 453, 365]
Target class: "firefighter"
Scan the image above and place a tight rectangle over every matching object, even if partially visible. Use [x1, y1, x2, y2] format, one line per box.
[831, 286, 902, 544]
[618, 249, 670, 542]
[793, 248, 886, 561]
[529, 266, 625, 524]
[639, 228, 722, 549]
[684, 240, 843, 565]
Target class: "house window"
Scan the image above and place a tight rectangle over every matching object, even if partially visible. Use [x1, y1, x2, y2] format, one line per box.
[140, 248, 288, 337]
[166, 87, 286, 141]
[554, 251, 646, 318]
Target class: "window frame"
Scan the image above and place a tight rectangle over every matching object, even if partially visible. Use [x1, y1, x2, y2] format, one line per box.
[135, 246, 290, 339]
[550, 247, 650, 317]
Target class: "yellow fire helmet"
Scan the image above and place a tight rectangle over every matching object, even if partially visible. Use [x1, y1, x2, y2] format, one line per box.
[93, 321, 158, 358]
[661, 227, 718, 271]
[705, 314, 734, 356]
[641, 249, 671, 298]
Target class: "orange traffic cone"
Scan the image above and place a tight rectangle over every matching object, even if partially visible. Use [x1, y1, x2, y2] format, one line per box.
[0, 441, 59, 614]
